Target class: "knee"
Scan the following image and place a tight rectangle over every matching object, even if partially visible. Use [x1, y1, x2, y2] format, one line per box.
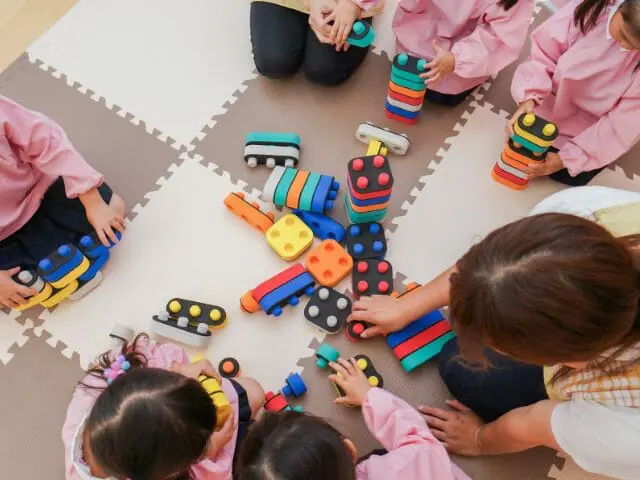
[235, 377, 265, 417]
[109, 193, 126, 217]
[303, 61, 348, 86]
[254, 51, 300, 79]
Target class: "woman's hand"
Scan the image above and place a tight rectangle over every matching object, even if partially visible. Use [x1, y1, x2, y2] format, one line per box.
[309, 0, 335, 44]
[329, 358, 373, 407]
[506, 99, 536, 137]
[523, 151, 564, 178]
[207, 413, 237, 459]
[419, 400, 485, 456]
[347, 295, 411, 338]
[80, 188, 125, 247]
[422, 42, 455, 85]
[325, 0, 362, 51]
[0, 268, 37, 309]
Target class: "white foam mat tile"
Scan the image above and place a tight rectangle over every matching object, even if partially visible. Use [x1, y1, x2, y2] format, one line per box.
[371, 0, 398, 59]
[387, 102, 567, 284]
[0, 310, 33, 365]
[35, 157, 320, 390]
[28, 0, 255, 149]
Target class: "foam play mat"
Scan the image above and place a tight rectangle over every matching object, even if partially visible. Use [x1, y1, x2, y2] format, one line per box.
[0, 1, 635, 479]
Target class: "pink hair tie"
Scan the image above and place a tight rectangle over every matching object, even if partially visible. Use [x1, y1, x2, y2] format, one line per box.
[104, 354, 131, 384]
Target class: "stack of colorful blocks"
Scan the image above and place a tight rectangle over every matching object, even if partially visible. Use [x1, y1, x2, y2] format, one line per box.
[346, 154, 393, 223]
[263, 166, 339, 214]
[493, 113, 559, 190]
[244, 132, 301, 169]
[386, 53, 428, 125]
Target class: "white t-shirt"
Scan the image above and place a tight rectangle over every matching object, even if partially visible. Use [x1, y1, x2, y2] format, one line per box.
[532, 187, 640, 480]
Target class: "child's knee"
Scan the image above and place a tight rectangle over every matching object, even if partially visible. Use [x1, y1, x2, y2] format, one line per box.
[234, 377, 265, 416]
[109, 194, 126, 217]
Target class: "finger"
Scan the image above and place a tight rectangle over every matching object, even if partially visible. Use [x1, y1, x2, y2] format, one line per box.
[338, 357, 355, 375]
[199, 359, 222, 382]
[338, 23, 350, 46]
[3, 298, 20, 309]
[427, 72, 442, 85]
[334, 396, 352, 405]
[445, 399, 472, 412]
[343, 42, 350, 52]
[423, 68, 439, 79]
[16, 285, 37, 297]
[424, 414, 447, 431]
[348, 358, 360, 375]
[328, 374, 348, 392]
[431, 428, 448, 442]
[111, 217, 126, 234]
[7, 267, 21, 276]
[10, 294, 27, 306]
[418, 405, 451, 420]
[360, 325, 383, 339]
[329, 20, 340, 43]
[105, 226, 119, 246]
[350, 297, 371, 311]
[426, 58, 441, 69]
[97, 228, 109, 247]
[329, 361, 349, 378]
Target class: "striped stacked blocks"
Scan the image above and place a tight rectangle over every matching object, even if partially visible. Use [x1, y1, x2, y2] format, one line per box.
[346, 154, 393, 224]
[386, 53, 428, 125]
[244, 132, 301, 169]
[263, 166, 340, 214]
[385, 283, 456, 372]
[493, 113, 559, 190]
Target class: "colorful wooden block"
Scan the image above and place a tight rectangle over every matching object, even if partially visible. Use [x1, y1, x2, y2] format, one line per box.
[219, 357, 241, 379]
[165, 298, 227, 329]
[304, 287, 351, 334]
[352, 259, 393, 298]
[244, 131, 301, 168]
[305, 240, 353, 287]
[224, 192, 275, 233]
[514, 113, 558, 149]
[281, 372, 307, 397]
[316, 343, 340, 368]
[333, 355, 383, 405]
[345, 223, 386, 260]
[293, 209, 346, 242]
[266, 214, 313, 261]
[347, 20, 376, 47]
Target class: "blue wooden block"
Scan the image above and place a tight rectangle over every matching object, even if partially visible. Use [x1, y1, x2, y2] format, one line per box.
[292, 210, 345, 242]
[385, 102, 421, 120]
[78, 250, 110, 282]
[386, 310, 445, 348]
[259, 272, 315, 316]
[38, 245, 84, 283]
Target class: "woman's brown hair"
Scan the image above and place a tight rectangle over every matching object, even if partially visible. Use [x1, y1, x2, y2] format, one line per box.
[449, 213, 640, 380]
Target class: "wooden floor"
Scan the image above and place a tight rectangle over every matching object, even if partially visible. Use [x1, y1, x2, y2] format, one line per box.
[0, 0, 77, 72]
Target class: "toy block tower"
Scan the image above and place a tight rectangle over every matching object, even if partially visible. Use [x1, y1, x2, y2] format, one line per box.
[346, 154, 393, 224]
[493, 113, 559, 190]
[386, 53, 428, 125]
[263, 167, 340, 214]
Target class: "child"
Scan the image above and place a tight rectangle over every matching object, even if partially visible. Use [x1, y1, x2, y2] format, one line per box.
[393, 0, 535, 106]
[235, 357, 469, 480]
[509, 0, 640, 186]
[250, 0, 383, 86]
[62, 334, 265, 480]
[0, 95, 124, 309]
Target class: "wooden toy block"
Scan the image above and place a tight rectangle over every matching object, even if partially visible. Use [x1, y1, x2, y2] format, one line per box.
[333, 354, 383, 405]
[262, 166, 286, 203]
[514, 113, 558, 149]
[390, 71, 427, 91]
[385, 102, 421, 120]
[37, 245, 90, 287]
[298, 172, 322, 211]
[355, 122, 410, 156]
[304, 287, 351, 334]
[345, 197, 388, 223]
[151, 310, 211, 347]
[224, 192, 275, 234]
[366, 140, 388, 156]
[385, 109, 418, 125]
[240, 290, 261, 313]
[511, 133, 547, 154]
[493, 163, 527, 186]
[245, 132, 301, 168]
[393, 53, 428, 79]
[258, 270, 315, 316]
[286, 170, 310, 209]
[388, 88, 424, 106]
[346, 320, 372, 342]
[252, 263, 307, 303]
[266, 214, 313, 261]
[293, 209, 346, 242]
[219, 357, 241, 379]
[40, 281, 79, 308]
[264, 167, 338, 214]
[506, 138, 547, 162]
[346, 182, 391, 206]
[77, 248, 109, 283]
[281, 372, 307, 397]
[274, 167, 299, 206]
[352, 260, 393, 298]
[264, 391, 304, 412]
[497, 157, 528, 180]
[388, 80, 426, 99]
[345, 223, 386, 260]
[192, 355, 233, 429]
[386, 95, 423, 112]
[310, 175, 339, 214]
[344, 196, 389, 214]
[69, 271, 104, 301]
[347, 20, 375, 47]
[12, 270, 54, 311]
[166, 298, 227, 329]
[501, 149, 529, 171]
[305, 240, 353, 287]
[316, 343, 340, 368]
[348, 155, 394, 199]
[78, 231, 121, 255]
[491, 168, 526, 191]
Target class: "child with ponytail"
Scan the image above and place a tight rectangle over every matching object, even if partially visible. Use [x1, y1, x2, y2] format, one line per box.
[509, 0, 640, 186]
[62, 334, 264, 480]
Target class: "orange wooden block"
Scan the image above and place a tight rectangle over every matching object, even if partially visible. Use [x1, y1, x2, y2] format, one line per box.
[501, 149, 528, 171]
[224, 192, 275, 233]
[305, 240, 353, 287]
[388, 80, 426, 99]
[286, 170, 309, 209]
[491, 168, 526, 191]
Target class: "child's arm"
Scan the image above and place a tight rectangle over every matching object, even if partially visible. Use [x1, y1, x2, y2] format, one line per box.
[0, 95, 103, 198]
[511, 0, 576, 105]
[448, 0, 535, 79]
[357, 389, 469, 480]
[556, 80, 640, 175]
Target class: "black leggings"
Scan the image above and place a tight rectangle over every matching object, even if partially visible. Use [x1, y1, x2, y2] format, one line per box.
[547, 147, 605, 186]
[438, 338, 548, 422]
[249, 2, 371, 86]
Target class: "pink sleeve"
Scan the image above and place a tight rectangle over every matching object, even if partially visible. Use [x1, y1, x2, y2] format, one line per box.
[511, 0, 577, 104]
[450, 0, 535, 79]
[356, 389, 469, 480]
[559, 79, 640, 175]
[0, 95, 103, 198]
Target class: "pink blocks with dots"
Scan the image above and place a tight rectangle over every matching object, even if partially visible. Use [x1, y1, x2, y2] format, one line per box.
[351, 259, 393, 299]
[346, 155, 394, 224]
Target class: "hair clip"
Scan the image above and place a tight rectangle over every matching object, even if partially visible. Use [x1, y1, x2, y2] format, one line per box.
[104, 354, 131, 384]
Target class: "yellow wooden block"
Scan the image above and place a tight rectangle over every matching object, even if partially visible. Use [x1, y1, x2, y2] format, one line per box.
[40, 281, 78, 308]
[16, 282, 53, 311]
[192, 355, 233, 429]
[49, 256, 90, 289]
[266, 213, 313, 261]
[366, 140, 388, 156]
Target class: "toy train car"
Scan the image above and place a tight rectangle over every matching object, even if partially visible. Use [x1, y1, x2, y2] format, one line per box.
[151, 298, 227, 347]
[244, 132, 301, 168]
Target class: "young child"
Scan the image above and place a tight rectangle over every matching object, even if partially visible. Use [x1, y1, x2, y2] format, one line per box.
[393, 0, 535, 106]
[62, 334, 265, 480]
[250, 0, 383, 86]
[235, 357, 469, 480]
[0, 95, 124, 309]
[509, 0, 640, 186]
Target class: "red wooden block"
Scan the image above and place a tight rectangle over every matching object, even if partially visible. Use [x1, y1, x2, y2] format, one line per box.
[388, 88, 425, 106]
[385, 110, 418, 125]
[252, 264, 306, 302]
[392, 320, 452, 360]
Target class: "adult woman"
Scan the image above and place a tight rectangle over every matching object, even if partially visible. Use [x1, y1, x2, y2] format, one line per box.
[348, 188, 640, 479]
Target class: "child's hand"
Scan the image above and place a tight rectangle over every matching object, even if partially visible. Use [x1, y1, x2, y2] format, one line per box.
[0, 268, 37, 309]
[523, 151, 564, 178]
[325, 0, 362, 51]
[347, 295, 409, 338]
[207, 413, 237, 459]
[80, 188, 125, 247]
[329, 358, 373, 407]
[423, 42, 455, 85]
[173, 358, 221, 382]
[309, 0, 335, 44]
[507, 99, 536, 137]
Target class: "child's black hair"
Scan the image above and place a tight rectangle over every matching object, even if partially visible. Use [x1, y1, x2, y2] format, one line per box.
[235, 410, 356, 480]
[575, 0, 640, 36]
[498, 0, 521, 11]
[82, 334, 217, 480]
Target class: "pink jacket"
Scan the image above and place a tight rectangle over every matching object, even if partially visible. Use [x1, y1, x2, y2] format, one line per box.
[393, 0, 535, 94]
[512, 0, 640, 176]
[0, 95, 102, 241]
[61, 340, 240, 480]
[355, 388, 470, 480]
